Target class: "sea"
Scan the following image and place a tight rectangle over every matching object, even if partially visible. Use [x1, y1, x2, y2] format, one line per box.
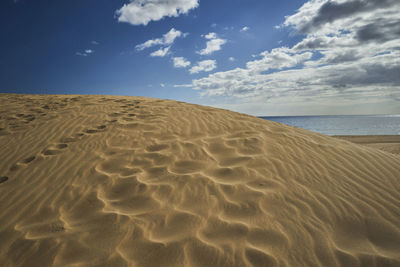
[260, 115, 400, 136]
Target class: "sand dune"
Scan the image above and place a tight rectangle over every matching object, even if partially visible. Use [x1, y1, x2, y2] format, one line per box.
[0, 94, 399, 267]
[335, 135, 400, 155]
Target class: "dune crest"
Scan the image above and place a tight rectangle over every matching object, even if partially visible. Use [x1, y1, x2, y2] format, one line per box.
[0, 94, 399, 267]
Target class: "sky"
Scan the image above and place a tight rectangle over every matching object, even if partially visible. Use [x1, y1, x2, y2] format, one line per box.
[1, 0, 399, 116]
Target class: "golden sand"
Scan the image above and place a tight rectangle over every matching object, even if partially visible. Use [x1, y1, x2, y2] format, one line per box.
[0, 94, 399, 266]
[335, 135, 400, 155]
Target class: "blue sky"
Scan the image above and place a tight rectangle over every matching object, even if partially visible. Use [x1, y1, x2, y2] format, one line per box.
[1, 0, 399, 115]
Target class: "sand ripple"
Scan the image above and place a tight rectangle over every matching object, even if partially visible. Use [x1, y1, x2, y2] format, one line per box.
[0, 94, 399, 266]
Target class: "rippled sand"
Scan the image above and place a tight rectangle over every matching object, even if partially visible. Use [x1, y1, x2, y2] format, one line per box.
[335, 135, 400, 155]
[0, 94, 399, 267]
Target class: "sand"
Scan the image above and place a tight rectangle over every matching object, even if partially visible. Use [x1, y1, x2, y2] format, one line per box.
[0, 94, 399, 267]
[335, 135, 400, 155]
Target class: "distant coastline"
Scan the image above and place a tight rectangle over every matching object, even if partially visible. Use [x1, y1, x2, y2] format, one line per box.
[261, 115, 400, 136]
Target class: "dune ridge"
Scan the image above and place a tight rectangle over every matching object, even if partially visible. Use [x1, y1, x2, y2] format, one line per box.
[0, 94, 399, 267]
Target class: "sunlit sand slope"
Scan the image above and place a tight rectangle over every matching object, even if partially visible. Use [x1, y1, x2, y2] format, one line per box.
[0, 94, 399, 267]
[336, 135, 400, 155]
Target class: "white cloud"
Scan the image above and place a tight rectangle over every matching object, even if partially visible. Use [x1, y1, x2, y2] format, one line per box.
[189, 60, 217, 74]
[173, 57, 191, 68]
[116, 0, 199, 26]
[229, 57, 235, 62]
[246, 47, 312, 73]
[91, 41, 99, 45]
[204, 32, 217, 39]
[164, 28, 188, 44]
[76, 49, 94, 57]
[198, 33, 227, 55]
[160, 83, 166, 87]
[150, 46, 170, 57]
[136, 28, 185, 51]
[189, 0, 400, 115]
[174, 84, 192, 88]
[240, 26, 250, 32]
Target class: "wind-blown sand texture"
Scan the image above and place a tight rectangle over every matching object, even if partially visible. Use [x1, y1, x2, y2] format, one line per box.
[335, 135, 400, 155]
[0, 94, 400, 267]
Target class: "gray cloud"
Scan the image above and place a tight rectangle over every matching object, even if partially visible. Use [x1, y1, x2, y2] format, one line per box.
[189, 0, 400, 115]
[356, 21, 400, 42]
[299, 0, 399, 33]
[332, 62, 400, 86]
[325, 51, 361, 64]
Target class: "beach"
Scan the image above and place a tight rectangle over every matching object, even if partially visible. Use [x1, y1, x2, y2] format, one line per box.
[1, 94, 399, 266]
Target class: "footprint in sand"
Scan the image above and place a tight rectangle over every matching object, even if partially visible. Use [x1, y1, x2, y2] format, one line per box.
[23, 156, 36, 164]
[42, 143, 68, 156]
[15, 113, 36, 123]
[84, 125, 107, 134]
[10, 156, 37, 171]
[56, 144, 68, 149]
[145, 144, 169, 152]
[59, 132, 87, 143]
[0, 176, 8, 184]
[122, 117, 135, 122]
[0, 127, 10, 136]
[108, 113, 123, 117]
[85, 129, 98, 134]
[9, 164, 19, 172]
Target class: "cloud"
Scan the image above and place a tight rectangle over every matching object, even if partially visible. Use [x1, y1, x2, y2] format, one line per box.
[174, 84, 192, 88]
[189, 60, 217, 74]
[204, 32, 217, 39]
[116, 0, 199, 26]
[356, 20, 400, 43]
[189, 0, 400, 113]
[150, 46, 170, 57]
[283, 0, 400, 36]
[160, 83, 166, 87]
[246, 47, 312, 73]
[173, 57, 191, 68]
[193, 52, 400, 96]
[240, 26, 250, 32]
[136, 28, 185, 51]
[285, 0, 399, 34]
[229, 57, 235, 62]
[198, 33, 227, 55]
[91, 41, 99, 45]
[76, 49, 94, 57]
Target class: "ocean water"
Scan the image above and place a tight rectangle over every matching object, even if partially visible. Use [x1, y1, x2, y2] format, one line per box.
[260, 115, 400, 136]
